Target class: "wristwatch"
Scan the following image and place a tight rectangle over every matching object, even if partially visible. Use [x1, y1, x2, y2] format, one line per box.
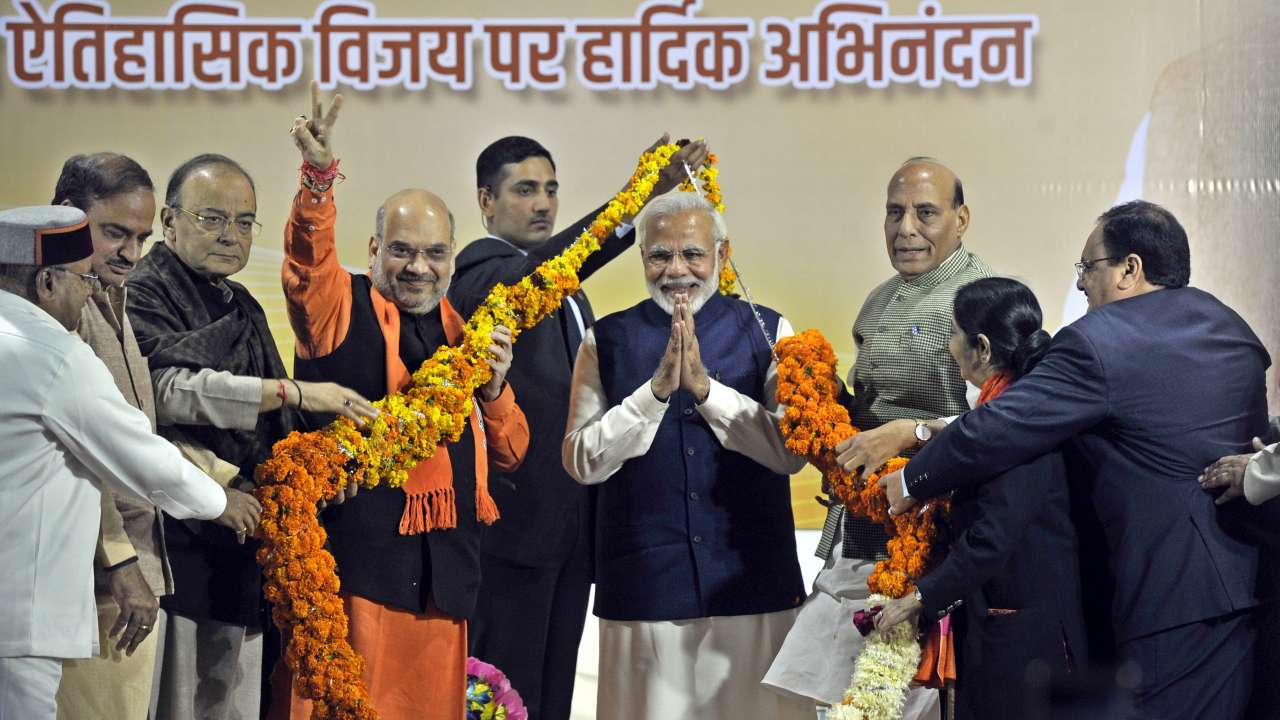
[913, 421, 932, 445]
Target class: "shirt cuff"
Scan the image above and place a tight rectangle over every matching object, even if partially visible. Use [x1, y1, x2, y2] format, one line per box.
[615, 222, 634, 239]
[479, 382, 517, 419]
[629, 381, 672, 421]
[902, 475, 912, 500]
[695, 379, 733, 419]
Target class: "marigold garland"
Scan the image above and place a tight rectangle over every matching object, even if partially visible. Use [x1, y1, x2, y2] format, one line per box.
[254, 144, 723, 719]
[678, 150, 735, 295]
[773, 329, 949, 719]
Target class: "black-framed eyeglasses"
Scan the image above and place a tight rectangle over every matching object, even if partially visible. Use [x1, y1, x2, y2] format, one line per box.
[1074, 256, 1121, 280]
[50, 267, 102, 292]
[173, 206, 262, 238]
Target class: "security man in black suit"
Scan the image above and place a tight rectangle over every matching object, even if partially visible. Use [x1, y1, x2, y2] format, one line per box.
[882, 200, 1271, 719]
[450, 135, 707, 719]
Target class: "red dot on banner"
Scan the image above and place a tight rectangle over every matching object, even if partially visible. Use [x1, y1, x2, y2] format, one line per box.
[924, 4, 938, 16]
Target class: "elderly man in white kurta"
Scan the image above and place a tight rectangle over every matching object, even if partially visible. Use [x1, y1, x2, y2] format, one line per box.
[0, 206, 253, 720]
[562, 192, 813, 720]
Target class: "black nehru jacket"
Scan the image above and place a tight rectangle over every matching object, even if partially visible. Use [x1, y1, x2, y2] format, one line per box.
[294, 275, 482, 618]
[450, 205, 636, 567]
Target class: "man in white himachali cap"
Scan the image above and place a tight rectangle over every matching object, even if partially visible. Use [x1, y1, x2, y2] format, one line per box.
[0, 205, 255, 720]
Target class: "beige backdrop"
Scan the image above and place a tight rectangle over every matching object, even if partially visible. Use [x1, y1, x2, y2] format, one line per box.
[3, 0, 1276, 527]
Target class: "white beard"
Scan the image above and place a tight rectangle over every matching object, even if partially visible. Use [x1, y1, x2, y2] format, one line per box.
[647, 257, 721, 315]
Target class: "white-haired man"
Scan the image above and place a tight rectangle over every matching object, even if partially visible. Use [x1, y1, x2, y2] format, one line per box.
[562, 191, 812, 719]
[0, 205, 249, 720]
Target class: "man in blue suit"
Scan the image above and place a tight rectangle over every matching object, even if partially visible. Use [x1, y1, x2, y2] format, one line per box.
[882, 200, 1271, 718]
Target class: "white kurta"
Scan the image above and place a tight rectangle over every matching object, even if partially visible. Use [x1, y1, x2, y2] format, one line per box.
[563, 316, 812, 720]
[1244, 441, 1280, 505]
[0, 290, 227, 660]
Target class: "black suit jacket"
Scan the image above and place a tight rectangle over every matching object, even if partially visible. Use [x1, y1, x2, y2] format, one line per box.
[916, 450, 1087, 712]
[905, 287, 1271, 642]
[449, 205, 637, 567]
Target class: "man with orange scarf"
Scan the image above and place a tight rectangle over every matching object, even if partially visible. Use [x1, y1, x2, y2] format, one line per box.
[266, 84, 530, 720]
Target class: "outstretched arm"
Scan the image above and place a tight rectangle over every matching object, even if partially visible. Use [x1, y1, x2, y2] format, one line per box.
[902, 325, 1109, 502]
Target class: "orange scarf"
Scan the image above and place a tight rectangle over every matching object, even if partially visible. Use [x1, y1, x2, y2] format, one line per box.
[913, 371, 1014, 688]
[367, 284, 499, 535]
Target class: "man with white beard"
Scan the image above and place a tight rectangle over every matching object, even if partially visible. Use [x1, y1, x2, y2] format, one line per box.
[562, 191, 813, 720]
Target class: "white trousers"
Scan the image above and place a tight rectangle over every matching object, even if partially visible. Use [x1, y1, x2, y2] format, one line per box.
[0, 656, 63, 720]
[597, 610, 815, 720]
[763, 555, 940, 719]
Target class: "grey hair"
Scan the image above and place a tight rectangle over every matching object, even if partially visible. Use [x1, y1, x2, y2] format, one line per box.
[635, 190, 726, 249]
[0, 263, 39, 298]
[374, 206, 456, 243]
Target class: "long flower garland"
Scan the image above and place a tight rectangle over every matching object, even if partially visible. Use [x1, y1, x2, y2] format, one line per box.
[254, 146, 725, 719]
[773, 329, 949, 720]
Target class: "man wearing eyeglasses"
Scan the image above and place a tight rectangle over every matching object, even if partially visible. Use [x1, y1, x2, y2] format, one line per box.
[265, 86, 529, 720]
[123, 152, 377, 720]
[884, 200, 1271, 718]
[0, 204, 246, 720]
[450, 132, 709, 720]
[561, 191, 812, 720]
[50, 152, 256, 720]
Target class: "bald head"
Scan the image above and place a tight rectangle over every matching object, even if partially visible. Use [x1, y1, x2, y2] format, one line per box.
[375, 189, 455, 244]
[891, 158, 964, 208]
[369, 189, 455, 315]
[883, 158, 970, 279]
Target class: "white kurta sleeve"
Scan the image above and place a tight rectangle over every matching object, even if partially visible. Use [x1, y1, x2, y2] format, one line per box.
[152, 366, 262, 430]
[696, 316, 807, 475]
[1244, 442, 1280, 506]
[43, 343, 228, 520]
[563, 328, 670, 485]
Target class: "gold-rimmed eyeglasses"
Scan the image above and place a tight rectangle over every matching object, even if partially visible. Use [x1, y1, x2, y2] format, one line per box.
[50, 267, 102, 292]
[173, 207, 262, 238]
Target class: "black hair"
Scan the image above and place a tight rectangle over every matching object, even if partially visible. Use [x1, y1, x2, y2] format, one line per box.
[1095, 200, 1190, 288]
[953, 277, 1050, 379]
[164, 153, 256, 208]
[475, 136, 556, 191]
[901, 155, 964, 207]
[52, 153, 154, 210]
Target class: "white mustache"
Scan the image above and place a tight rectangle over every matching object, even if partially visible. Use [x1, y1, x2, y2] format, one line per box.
[660, 280, 701, 292]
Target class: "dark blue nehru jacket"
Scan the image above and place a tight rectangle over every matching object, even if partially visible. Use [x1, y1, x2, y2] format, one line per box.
[591, 292, 805, 622]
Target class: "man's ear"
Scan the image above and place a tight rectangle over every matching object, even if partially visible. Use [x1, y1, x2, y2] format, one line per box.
[955, 204, 971, 240]
[368, 236, 378, 269]
[159, 207, 178, 243]
[477, 187, 495, 228]
[1118, 254, 1144, 290]
[34, 267, 57, 301]
[717, 238, 730, 265]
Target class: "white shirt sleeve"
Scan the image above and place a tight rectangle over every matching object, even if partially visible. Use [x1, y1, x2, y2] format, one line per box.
[562, 328, 670, 485]
[696, 316, 806, 475]
[153, 366, 262, 430]
[1244, 442, 1280, 506]
[44, 343, 227, 520]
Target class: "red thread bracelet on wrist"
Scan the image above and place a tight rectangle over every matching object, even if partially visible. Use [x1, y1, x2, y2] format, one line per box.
[276, 379, 288, 407]
[301, 158, 343, 184]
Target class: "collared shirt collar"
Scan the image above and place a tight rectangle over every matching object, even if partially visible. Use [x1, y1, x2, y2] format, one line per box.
[899, 245, 973, 289]
[485, 234, 528, 257]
